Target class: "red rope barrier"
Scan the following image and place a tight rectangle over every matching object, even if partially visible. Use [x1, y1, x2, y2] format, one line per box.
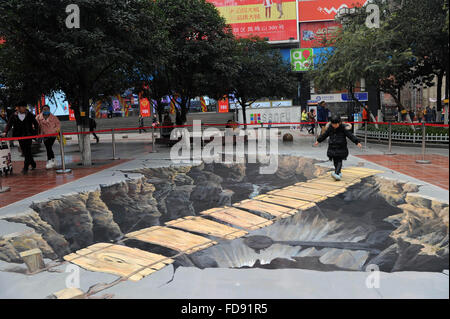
[1, 121, 448, 142]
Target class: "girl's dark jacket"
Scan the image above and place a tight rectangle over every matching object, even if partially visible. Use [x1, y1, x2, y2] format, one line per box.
[317, 122, 360, 160]
[4, 111, 39, 138]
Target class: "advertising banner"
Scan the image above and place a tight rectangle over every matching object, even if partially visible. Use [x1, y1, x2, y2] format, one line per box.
[239, 105, 301, 127]
[298, 0, 367, 22]
[218, 97, 230, 113]
[300, 21, 341, 48]
[207, 0, 298, 42]
[291, 48, 314, 72]
[45, 91, 70, 116]
[69, 106, 75, 121]
[139, 98, 151, 117]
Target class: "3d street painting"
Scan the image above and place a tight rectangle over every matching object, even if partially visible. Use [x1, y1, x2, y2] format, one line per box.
[0, 156, 448, 298]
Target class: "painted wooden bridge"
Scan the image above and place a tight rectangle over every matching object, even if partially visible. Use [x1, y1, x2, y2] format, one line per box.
[62, 167, 383, 283]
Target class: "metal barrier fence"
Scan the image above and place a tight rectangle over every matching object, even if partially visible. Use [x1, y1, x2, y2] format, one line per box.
[1, 120, 449, 192]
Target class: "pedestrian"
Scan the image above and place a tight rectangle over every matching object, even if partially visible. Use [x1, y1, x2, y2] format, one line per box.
[307, 109, 316, 135]
[424, 106, 433, 123]
[36, 105, 60, 169]
[89, 117, 99, 143]
[417, 108, 424, 123]
[314, 115, 362, 181]
[317, 101, 329, 135]
[362, 104, 370, 128]
[1, 101, 39, 173]
[301, 109, 308, 131]
[431, 107, 437, 123]
[408, 109, 415, 122]
[139, 115, 147, 134]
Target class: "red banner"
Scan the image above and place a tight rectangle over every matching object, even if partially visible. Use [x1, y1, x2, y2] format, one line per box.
[300, 21, 341, 48]
[218, 97, 229, 113]
[69, 106, 75, 121]
[298, 0, 367, 22]
[140, 98, 151, 117]
[208, 0, 298, 42]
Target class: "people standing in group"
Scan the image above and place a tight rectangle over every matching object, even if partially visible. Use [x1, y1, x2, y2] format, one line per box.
[1, 102, 39, 173]
[317, 101, 329, 135]
[301, 109, 308, 131]
[36, 105, 60, 169]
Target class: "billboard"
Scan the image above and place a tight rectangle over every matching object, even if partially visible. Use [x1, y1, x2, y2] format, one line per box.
[291, 48, 314, 72]
[207, 0, 298, 42]
[45, 91, 70, 116]
[298, 0, 367, 22]
[300, 21, 341, 48]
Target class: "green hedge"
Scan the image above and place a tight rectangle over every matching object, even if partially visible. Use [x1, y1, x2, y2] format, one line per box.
[363, 124, 449, 136]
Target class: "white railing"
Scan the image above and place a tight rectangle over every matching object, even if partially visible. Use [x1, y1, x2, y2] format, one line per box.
[355, 130, 449, 143]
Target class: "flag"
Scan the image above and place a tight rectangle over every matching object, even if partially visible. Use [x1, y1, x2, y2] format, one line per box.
[95, 101, 102, 118]
[200, 97, 207, 112]
[170, 95, 178, 115]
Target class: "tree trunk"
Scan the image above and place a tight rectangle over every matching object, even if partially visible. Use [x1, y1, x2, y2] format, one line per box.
[241, 101, 247, 130]
[436, 71, 443, 113]
[80, 92, 92, 166]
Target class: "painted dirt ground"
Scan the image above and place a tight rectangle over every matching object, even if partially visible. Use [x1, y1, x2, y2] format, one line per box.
[0, 156, 448, 298]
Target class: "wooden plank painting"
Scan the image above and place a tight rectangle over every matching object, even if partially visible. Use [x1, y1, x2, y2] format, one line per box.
[253, 194, 316, 210]
[233, 199, 298, 219]
[200, 207, 273, 230]
[64, 243, 174, 282]
[165, 216, 248, 240]
[126, 226, 217, 254]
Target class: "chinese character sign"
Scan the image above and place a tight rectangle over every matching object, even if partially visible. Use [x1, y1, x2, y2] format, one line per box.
[291, 48, 314, 72]
[207, 0, 298, 42]
[218, 97, 230, 113]
[300, 21, 341, 48]
[298, 0, 367, 22]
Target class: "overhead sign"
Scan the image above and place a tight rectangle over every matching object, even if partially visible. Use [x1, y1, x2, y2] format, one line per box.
[300, 21, 341, 48]
[207, 0, 298, 42]
[298, 0, 368, 22]
[309, 92, 368, 103]
[291, 48, 314, 72]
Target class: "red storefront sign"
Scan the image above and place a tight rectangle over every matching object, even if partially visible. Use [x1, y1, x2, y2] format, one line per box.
[218, 97, 229, 113]
[207, 0, 298, 42]
[298, 0, 367, 22]
[140, 98, 151, 117]
[300, 21, 341, 48]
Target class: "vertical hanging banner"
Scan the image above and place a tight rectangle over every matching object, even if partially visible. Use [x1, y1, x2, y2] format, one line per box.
[140, 98, 151, 117]
[95, 101, 102, 119]
[218, 97, 230, 113]
[69, 106, 75, 121]
[170, 95, 178, 115]
[207, 0, 298, 42]
[200, 97, 207, 112]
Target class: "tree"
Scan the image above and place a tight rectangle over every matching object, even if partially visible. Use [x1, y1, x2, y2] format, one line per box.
[229, 37, 297, 126]
[153, 0, 237, 123]
[0, 0, 166, 165]
[309, 0, 449, 117]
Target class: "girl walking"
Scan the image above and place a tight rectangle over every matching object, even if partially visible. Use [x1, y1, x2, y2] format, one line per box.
[314, 115, 362, 181]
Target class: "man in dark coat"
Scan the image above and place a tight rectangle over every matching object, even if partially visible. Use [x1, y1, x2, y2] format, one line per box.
[314, 115, 362, 181]
[317, 101, 329, 135]
[1, 101, 39, 173]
